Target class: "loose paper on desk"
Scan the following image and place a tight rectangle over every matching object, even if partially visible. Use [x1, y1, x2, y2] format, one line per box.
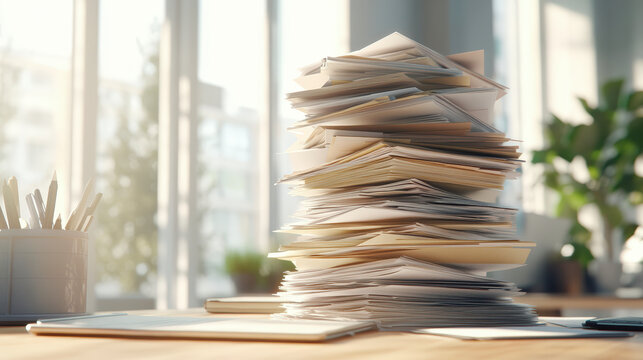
[416, 325, 632, 340]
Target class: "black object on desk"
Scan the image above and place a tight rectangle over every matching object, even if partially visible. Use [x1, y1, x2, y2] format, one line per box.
[583, 317, 643, 331]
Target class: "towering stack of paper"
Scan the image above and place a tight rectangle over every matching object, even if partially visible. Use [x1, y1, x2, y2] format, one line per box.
[270, 32, 537, 330]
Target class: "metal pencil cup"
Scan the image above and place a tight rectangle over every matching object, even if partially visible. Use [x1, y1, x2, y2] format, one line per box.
[0, 229, 88, 316]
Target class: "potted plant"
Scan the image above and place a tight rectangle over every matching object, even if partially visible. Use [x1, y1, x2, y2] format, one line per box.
[224, 251, 266, 294]
[532, 79, 642, 292]
[224, 251, 295, 294]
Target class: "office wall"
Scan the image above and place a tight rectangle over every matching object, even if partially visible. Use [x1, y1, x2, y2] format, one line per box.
[593, 0, 642, 90]
[349, 0, 495, 76]
[447, 0, 495, 77]
[349, 0, 643, 90]
[348, 0, 450, 54]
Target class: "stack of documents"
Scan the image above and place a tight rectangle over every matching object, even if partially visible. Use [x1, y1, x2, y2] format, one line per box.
[271, 32, 537, 330]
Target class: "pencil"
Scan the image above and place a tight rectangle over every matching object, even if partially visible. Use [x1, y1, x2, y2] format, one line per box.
[67, 178, 95, 231]
[26, 193, 41, 229]
[0, 205, 7, 230]
[33, 189, 46, 224]
[53, 214, 62, 230]
[77, 192, 102, 231]
[7, 176, 19, 219]
[3, 182, 21, 229]
[81, 215, 94, 232]
[43, 171, 58, 229]
[64, 208, 78, 230]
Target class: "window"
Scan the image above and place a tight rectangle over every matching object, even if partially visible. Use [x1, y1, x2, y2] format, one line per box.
[0, 0, 73, 214]
[94, 0, 163, 307]
[196, 0, 266, 300]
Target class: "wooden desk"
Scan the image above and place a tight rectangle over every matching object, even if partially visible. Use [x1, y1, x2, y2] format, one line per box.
[2, 309, 642, 360]
[515, 294, 643, 316]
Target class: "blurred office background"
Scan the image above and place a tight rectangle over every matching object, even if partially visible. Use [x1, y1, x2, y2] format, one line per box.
[0, 0, 641, 310]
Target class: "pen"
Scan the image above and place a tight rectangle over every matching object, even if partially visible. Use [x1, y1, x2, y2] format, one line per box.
[43, 172, 58, 229]
[3, 182, 21, 229]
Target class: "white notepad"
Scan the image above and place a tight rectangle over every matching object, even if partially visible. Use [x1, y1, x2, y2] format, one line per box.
[26, 313, 375, 342]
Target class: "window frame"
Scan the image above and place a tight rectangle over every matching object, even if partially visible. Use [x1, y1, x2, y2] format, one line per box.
[67, 0, 273, 311]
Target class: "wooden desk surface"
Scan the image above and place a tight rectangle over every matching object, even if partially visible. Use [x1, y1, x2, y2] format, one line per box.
[2, 309, 642, 360]
[515, 293, 643, 310]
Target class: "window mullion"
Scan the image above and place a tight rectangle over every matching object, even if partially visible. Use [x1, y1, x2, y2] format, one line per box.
[70, 0, 99, 312]
[157, 0, 199, 310]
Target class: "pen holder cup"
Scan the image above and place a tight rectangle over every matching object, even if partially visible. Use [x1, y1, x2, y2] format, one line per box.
[0, 229, 88, 316]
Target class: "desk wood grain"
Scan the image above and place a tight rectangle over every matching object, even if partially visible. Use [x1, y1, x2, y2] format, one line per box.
[2, 309, 642, 360]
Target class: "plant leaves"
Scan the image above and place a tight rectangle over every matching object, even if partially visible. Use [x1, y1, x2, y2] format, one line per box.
[569, 241, 594, 268]
[532, 149, 550, 164]
[627, 117, 643, 147]
[566, 223, 594, 267]
[601, 204, 624, 228]
[622, 223, 639, 243]
[626, 90, 643, 111]
[601, 78, 624, 110]
[570, 123, 600, 161]
[578, 98, 613, 145]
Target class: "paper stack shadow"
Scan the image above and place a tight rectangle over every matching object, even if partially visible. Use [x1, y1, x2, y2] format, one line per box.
[270, 32, 538, 330]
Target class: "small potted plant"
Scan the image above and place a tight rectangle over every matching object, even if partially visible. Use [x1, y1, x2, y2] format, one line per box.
[224, 251, 266, 294]
[224, 251, 295, 294]
[532, 79, 642, 293]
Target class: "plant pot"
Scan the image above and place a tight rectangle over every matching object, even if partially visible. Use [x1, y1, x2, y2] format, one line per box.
[588, 260, 622, 294]
[551, 259, 585, 295]
[231, 273, 259, 294]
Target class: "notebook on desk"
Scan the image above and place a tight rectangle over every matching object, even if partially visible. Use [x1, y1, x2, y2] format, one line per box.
[26, 313, 374, 342]
[204, 296, 285, 314]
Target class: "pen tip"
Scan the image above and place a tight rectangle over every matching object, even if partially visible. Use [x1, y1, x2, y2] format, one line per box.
[52, 171, 57, 182]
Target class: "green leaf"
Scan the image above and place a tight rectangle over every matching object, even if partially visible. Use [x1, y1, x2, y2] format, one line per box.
[543, 169, 559, 188]
[629, 190, 643, 205]
[532, 150, 550, 164]
[578, 97, 594, 115]
[565, 223, 594, 267]
[556, 190, 579, 218]
[571, 191, 589, 209]
[570, 123, 600, 161]
[224, 251, 265, 275]
[597, 145, 620, 175]
[601, 204, 623, 228]
[568, 241, 595, 268]
[626, 91, 643, 111]
[622, 223, 639, 243]
[601, 78, 624, 111]
[569, 221, 590, 237]
[627, 117, 643, 147]
[613, 172, 639, 193]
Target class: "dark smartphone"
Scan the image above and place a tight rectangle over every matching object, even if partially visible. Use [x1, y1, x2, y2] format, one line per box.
[583, 317, 643, 331]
